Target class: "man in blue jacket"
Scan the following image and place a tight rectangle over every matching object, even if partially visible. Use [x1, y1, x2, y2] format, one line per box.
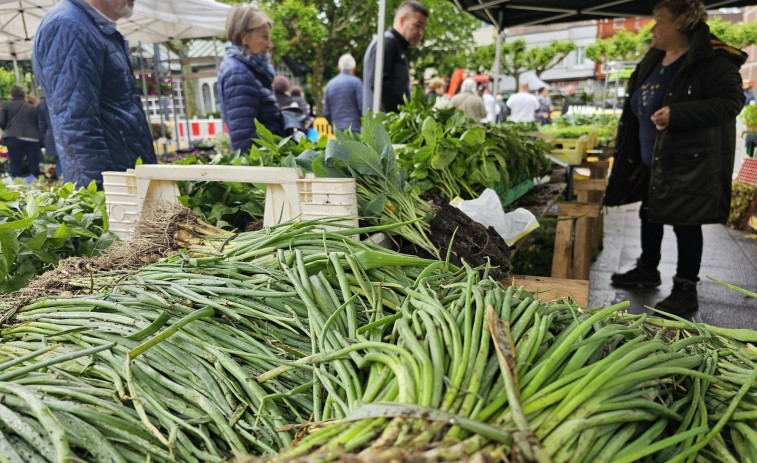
[33, 0, 156, 188]
[323, 54, 363, 133]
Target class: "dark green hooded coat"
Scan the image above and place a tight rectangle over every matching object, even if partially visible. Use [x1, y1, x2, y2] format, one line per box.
[605, 22, 747, 225]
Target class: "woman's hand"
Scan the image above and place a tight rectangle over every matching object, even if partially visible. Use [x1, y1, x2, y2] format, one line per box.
[651, 106, 671, 130]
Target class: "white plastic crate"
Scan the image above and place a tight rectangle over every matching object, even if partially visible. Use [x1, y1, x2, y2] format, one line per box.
[102, 166, 359, 240]
[102, 170, 139, 240]
[299, 174, 359, 231]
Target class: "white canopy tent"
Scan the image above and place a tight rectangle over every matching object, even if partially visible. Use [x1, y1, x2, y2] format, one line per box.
[0, 0, 230, 63]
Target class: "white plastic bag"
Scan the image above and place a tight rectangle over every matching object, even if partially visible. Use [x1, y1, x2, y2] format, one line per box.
[451, 188, 539, 246]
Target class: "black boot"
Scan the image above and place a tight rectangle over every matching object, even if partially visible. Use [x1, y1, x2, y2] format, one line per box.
[611, 259, 662, 288]
[655, 276, 699, 314]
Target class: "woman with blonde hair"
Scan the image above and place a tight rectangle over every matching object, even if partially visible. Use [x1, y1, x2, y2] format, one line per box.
[217, 5, 284, 154]
[607, 0, 747, 313]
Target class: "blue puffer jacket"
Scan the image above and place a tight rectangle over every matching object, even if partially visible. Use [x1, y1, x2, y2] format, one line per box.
[217, 52, 284, 154]
[33, 0, 156, 188]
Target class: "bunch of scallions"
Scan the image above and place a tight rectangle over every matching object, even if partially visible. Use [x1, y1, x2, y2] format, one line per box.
[0, 219, 756, 462]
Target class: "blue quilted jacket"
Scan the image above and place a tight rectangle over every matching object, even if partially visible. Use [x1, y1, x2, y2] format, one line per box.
[217, 53, 284, 154]
[33, 0, 156, 188]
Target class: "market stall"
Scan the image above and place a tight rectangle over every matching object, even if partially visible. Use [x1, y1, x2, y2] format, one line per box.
[0, 0, 230, 82]
[1, 2, 757, 462]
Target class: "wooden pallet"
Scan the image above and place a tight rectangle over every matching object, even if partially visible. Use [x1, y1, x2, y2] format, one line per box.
[548, 158, 609, 281]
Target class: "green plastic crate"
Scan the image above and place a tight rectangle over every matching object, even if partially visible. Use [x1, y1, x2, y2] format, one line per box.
[492, 177, 535, 207]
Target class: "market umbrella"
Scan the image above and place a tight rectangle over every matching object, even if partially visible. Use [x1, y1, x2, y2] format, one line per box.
[0, 0, 230, 62]
[450, 0, 757, 30]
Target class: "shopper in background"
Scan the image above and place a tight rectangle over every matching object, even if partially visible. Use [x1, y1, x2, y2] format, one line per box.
[33, 0, 156, 188]
[291, 86, 310, 115]
[0, 86, 42, 180]
[273, 75, 297, 110]
[482, 85, 498, 123]
[363, 1, 428, 113]
[424, 77, 445, 104]
[323, 54, 363, 133]
[743, 81, 755, 105]
[506, 82, 540, 123]
[450, 78, 486, 122]
[495, 93, 509, 122]
[536, 87, 554, 125]
[217, 4, 284, 154]
[36, 97, 60, 179]
[607, 0, 746, 314]
[561, 86, 580, 115]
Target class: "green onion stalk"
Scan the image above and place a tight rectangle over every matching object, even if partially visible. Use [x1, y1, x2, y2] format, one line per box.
[0, 219, 757, 461]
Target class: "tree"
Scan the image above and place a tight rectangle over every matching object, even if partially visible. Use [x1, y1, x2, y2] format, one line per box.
[471, 38, 576, 88]
[468, 44, 496, 74]
[708, 16, 757, 49]
[530, 40, 577, 78]
[585, 27, 652, 66]
[403, 0, 478, 84]
[499, 38, 529, 88]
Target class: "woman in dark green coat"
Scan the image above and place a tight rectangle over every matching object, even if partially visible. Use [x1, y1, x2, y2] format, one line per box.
[605, 0, 747, 314]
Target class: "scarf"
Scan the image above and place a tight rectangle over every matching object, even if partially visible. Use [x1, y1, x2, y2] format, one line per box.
[225, 44, 275, 89]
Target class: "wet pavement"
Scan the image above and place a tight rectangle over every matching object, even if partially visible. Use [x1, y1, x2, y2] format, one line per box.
[589, 203, 757, 329]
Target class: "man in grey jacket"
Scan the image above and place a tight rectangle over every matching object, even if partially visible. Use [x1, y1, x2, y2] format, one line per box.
[324, 54, 363, 133]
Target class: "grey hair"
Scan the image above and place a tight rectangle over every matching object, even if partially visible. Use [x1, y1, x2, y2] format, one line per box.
[226, 5, 273, 48]
[338, 54, 356, 71]
[460, 79, 477, 94]
[654, 0, 707, 35]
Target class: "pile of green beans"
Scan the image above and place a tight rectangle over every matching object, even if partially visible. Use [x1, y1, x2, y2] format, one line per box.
[0, 218, 756, 462]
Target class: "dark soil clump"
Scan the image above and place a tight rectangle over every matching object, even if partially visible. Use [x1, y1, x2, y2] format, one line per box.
[411, 204, 512, 281]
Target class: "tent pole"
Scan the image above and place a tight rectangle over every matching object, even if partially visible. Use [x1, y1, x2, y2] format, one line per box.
[12, 54, 20, 85]
[493, 29, 503, 96]
[372, 0, 387, 113]
[138, 43, 152, 135]
[179, 42, 191, 148]
[167, 42, 181, 149]
[613, 62, 620, 112]
[153, 44, 168, 143]
[30, 73, 39, 99]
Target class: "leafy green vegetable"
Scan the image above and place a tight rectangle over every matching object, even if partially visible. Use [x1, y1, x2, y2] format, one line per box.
[386, 88, 551, 201]
[0, 182, 115, 293]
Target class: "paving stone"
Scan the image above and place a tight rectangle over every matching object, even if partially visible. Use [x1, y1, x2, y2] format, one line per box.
[591, 204, 757, 330]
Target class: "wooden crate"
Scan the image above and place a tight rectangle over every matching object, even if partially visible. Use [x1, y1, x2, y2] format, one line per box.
[507, 275, 589, 307]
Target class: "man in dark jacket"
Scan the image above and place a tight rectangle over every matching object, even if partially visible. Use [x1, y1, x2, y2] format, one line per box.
[606, 0, 746, 314]
[0, 86, 42, 179]
[324, 54, 363, 133]
[363, 1, 428, 113]
[33, 0, 156, 188]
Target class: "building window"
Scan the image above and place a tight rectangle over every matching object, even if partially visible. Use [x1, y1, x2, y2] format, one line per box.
[202, 83, 213, 114]
[575, 46, 586, 66]
[213, 82, 219, 112]
[275, 62, 294, 82]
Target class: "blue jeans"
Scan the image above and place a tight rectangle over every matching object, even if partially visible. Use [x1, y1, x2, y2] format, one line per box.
[5, 138, 42, 178]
